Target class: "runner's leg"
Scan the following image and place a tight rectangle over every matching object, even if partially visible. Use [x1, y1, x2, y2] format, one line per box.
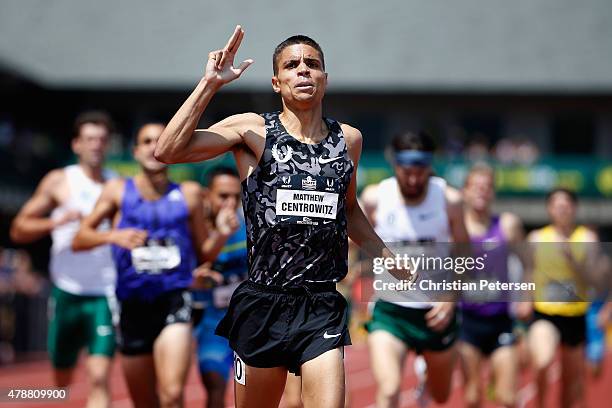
[301, 348, 344, 408]
[234, 363, 287, 408]
[282, 373, 303, 408]
[84, 355, 112, 408]
[154, 322, 192, 408]
[422, 344, 458, 404]
[122, 354, 159, 408]
[528, 319, 559, 408]
[459, 342, 483, 408]
[490, 345, 518, 407]
[368, 330, 408, 408]
[560, 344, 586, 408]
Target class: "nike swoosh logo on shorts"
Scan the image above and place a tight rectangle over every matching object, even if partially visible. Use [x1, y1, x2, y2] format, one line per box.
[323, 331, 342, 339]
[319, 156, 342, 164]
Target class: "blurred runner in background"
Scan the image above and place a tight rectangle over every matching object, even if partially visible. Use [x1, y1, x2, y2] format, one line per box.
[10, 111, 117, 408]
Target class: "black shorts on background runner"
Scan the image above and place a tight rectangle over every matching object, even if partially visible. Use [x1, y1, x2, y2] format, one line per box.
[532, 310, 586, 347]
[216, 281, 351, 374]
[118, 289, 192, 355]
[460, 310, 516, 355]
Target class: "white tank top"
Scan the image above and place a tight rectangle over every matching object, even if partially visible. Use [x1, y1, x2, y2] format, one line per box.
[50, 165, 117, 296]
[374, 176, 451, 308]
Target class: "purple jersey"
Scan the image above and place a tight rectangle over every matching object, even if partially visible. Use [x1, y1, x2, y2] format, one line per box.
[112, 178, 196, 301]
[461, 215, 509, 316]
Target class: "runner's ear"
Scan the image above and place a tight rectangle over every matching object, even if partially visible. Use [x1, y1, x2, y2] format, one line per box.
[271, 76, 281, 93]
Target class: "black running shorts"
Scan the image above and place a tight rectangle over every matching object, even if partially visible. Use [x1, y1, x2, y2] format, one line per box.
[117, 289, 192, 355]
[532, 310, 586, 347]
[215, 280, 351, 374]
[459, 310, 516, 355]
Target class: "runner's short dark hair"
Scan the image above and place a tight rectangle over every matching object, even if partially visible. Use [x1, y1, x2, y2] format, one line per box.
[273, 35, 325, 75]
[546, 187, 578, 205]
[206, 166, 239, 187]
[388, 131, 436, 153]
[73, 111, 114, 139]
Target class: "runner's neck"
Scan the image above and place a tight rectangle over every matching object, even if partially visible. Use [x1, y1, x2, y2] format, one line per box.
[135, 171, 170, 200]
[279, 107, 327, 144]
[77, 162, 105, 183]
[465, 208, 492, 234]
[553, 223, 577, 239]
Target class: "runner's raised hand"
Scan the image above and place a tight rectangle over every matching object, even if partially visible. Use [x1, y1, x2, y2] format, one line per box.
[205, 25, 254, 87]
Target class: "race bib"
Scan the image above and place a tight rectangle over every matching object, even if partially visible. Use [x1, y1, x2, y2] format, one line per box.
[234, 352, 246, 385]
[131, 239, 181, 274]
[213, 281, 241, 308]
[275, 175, 339, 225]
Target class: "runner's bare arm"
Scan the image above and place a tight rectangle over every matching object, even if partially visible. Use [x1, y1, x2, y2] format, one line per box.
[500, 212, 525, 244]
[342, 125, 410, 280]
[181, 181, 209, 263]
[501, 212, 533, 290]
[10, 169, 72, 243]
[154, 26, 254, 164]
[514, 229, 540, 319]
[343, 126, 376, 248]
[72, 179, 146, 251]
[201, 207, 238, 262]
[445, 186, 470, 244]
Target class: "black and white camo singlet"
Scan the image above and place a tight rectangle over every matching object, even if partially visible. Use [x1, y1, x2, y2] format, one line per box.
[241, 112, 354, 287]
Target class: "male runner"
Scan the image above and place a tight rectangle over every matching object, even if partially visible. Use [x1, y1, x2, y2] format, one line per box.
[364, 131, 469, 407]
[72, 123, 207, 408]
[154, 26, 400, 408]
[460, 164, 524, 408]
[526, 188, 597, 408]
[192, 166, 247, 408]
[10, 111, 116, 408]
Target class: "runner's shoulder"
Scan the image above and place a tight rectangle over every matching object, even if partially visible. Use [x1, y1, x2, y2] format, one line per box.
[179, 180, 203, 199]
[32, 168, 68, 201]
[500, 212, 523, 230]
[444, 185, 463, 206]
[526, 228, 542, 242]
[499, 212, 524, 242]
[339, 123, 363, 144]
[179, 181, 203, 210]
[579, 225, 599, 242]
[100, 177, 127, 202]
[40, 168, 67, 189]
[212, 112, 264, 134]
[339, 123, 363, 162]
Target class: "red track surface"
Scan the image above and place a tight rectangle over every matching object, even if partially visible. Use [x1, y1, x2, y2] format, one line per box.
[0, 342, 610, 407]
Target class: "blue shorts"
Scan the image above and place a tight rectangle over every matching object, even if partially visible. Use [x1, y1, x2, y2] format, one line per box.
[194, 307, 233, 380]
[586, 301, 605, 364]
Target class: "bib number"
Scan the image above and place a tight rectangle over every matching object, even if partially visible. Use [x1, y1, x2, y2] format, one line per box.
[131, 239, 181, 274]
[234, 352, 246, 385]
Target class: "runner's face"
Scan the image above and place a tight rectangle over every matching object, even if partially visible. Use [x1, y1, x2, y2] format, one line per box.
[547, 192, 577, 227]
[464, 172, 495, 212]
[72, 123, 109, 168]
[133, 124, 167, 172]
[272, 44, 327, 107]
[209, 175, 241, 215]
[394, 165, 431, 199]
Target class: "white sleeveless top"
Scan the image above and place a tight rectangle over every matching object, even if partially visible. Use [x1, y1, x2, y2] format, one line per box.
[50, 165, 117, 296]
[374, 176, 451, 308]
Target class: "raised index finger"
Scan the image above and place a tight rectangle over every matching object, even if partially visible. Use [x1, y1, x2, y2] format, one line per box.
[224, 25, 243, 52]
